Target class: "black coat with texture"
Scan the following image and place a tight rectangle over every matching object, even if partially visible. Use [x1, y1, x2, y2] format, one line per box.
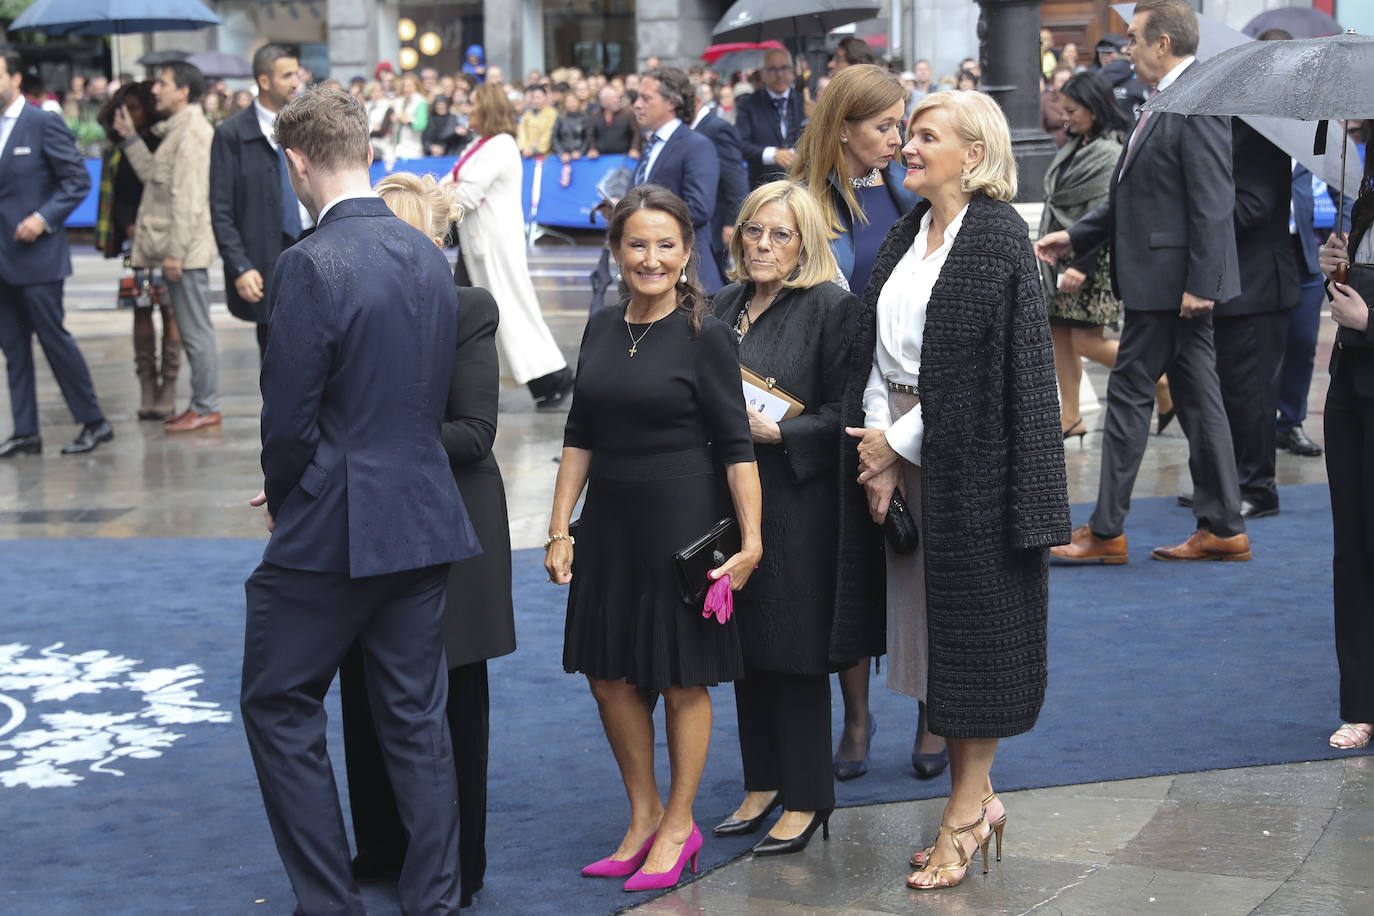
[712, 280, 856, 673]
[835, 194, 1071, 738]
[441, 285, 516, 668]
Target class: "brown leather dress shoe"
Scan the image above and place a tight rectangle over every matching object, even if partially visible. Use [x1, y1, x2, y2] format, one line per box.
[163, 407, 193, 427]
[1150, 529, 1251, 562]
[164, 411, 222, 433]
[1049, 524, 1128, 564]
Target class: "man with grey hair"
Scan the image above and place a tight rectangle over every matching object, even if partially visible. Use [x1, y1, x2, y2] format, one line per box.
[735, 48, 805, 188]
[241, 85, 477, 915]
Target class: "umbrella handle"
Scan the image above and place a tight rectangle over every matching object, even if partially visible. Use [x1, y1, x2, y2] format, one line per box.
[1336, 121, 1349, 241]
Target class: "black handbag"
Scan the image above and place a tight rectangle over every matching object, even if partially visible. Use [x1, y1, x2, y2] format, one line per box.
[884, 490, 919, 555]
[673, 517, 741, 605]
[1342, 263, 1374, 305]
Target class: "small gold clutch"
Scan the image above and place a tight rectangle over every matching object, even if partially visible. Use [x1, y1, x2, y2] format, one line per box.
[740, 365, 804, 420]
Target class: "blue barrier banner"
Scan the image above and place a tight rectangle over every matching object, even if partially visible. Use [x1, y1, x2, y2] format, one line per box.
[67, 159, 103, 229]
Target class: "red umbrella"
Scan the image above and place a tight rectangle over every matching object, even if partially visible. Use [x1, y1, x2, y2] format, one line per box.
[701, 40, 784, 64]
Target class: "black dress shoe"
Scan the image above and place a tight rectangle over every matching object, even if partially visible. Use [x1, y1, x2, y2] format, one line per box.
[1277, 426, 1323, 457]
[1240, 497, 1280, 519]
[751, 809, 832, 856]
[0, 434, 41, 458]
[61, 420, 114, 455]
[713, 793, 782, 836]
[533, 367, 575, 409]
[1177, 494, 1193, 508]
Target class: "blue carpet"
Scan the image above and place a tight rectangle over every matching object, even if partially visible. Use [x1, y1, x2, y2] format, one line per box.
[0, 484, 1365, 915]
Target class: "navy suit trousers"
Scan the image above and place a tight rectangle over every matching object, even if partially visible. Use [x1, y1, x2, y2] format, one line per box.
[241, 561, 460, 916]
[0, 279, 101, 435]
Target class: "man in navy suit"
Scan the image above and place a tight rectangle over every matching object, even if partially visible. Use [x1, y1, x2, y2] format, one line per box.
[0, 49, 110, 457]
[241, 86, 480, 916]
[632, 67, 723, 294]
[691, 82, 748, 282]
[735, 48, 806, 189]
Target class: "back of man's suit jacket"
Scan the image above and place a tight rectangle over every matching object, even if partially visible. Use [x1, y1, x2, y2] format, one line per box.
[1215, 120, 1299, 318]
[1068, 73, 1240, 311]
[259, 196, 479, 578]
[0, 104, 90, 286]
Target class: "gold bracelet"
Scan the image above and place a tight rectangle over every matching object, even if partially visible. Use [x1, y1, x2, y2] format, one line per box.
[543, 533, 575, 550]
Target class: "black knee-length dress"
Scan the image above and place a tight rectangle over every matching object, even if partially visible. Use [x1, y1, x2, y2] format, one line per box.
[562, 306, 755, 690]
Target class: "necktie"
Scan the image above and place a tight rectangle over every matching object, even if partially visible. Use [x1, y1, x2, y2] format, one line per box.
[635, 133, 660, 186]
[773, 95, 789, 141]
[277, 144, 302, 239]
[1123, 88, 1157, 170]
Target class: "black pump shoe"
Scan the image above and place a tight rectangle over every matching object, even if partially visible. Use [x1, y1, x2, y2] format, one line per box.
[751, 809, 832, 856]
[713, 793, 782, 837]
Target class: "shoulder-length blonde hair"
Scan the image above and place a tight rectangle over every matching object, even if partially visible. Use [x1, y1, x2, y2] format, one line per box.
[727, 180, 840, 289]
[471, 82, 517, 138]
[790, 64, 907, 235]
[374, 172, 458, 243]
[908, 90, 1017, 201]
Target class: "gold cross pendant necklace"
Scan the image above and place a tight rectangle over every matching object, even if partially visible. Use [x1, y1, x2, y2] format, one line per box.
[625, 317, 659, 357]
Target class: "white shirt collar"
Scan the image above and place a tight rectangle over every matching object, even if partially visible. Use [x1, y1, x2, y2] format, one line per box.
[3, 95, 24, 119]
[916, 203, 970, 259]
[1154, 56, 1195, 94]
[317, 190, 379, 224]
[767, 88, 790, 102]
[690, 106, 710, 129]
[254, 98, 280, 147]
[649, 117, 681, 144]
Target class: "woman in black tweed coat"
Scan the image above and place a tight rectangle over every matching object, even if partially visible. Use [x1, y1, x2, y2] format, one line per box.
[839, 91, 1071, 890]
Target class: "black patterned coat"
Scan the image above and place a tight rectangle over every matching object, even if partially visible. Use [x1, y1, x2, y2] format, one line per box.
[713, 280, 858, 673]
[832, 193, 1071, 738]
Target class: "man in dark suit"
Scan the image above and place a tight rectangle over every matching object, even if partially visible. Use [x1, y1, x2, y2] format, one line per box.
[240, 86, 480, 916]
[632, 67, 723, 294]
[1208, 122, 1299, 518]
[1037, 0, 1248, 563]
[210, 44, 309, 359]
[0, 49, 110, 457]
[692, 82, 748, 283]
[735, 48, 805, 189]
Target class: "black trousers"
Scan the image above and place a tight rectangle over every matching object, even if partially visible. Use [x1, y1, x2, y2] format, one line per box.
[1214, 310, 1289, 504]
[1090, 309, 1245, 538]
[340, 651, 490, 908]
[1324, 355, 1374, 723]
[733, 669, 834, 812]
[240, 562, 459, 916]
[0, 278, 102, 435]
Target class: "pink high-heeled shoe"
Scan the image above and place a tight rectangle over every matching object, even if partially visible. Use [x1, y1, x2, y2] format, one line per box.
[623, 824, 703, 892]
[581, 833, 655, 877]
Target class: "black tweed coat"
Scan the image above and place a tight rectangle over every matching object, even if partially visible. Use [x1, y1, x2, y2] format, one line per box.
[832, 192, 1072, 739]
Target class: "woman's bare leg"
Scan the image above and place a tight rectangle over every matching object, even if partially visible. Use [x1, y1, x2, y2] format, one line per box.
[587, 676, 664, 860]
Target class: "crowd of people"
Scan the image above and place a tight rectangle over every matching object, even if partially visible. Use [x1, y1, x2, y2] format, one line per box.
[0, 1, 1370, 910]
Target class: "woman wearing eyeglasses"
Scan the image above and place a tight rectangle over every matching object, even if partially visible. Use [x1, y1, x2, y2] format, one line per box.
[710, 181, 858, 854]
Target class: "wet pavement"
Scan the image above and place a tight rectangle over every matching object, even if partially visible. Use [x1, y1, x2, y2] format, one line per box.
[1, 230, 1362, 915]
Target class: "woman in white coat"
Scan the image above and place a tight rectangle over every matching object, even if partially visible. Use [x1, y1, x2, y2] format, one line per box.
[445, 82, 574, 406]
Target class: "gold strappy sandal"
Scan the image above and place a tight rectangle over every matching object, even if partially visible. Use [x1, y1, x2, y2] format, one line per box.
[909, 792, 1005, 868]
[905, 811, 988, 890]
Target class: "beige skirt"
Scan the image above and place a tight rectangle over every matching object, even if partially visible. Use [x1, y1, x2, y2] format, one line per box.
[884, 390, 929, 701]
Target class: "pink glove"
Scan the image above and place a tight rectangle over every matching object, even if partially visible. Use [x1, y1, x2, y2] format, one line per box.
[703, 574, 733, 624]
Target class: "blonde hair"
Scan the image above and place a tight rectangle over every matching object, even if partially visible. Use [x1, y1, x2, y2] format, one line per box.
[727, 180, 841, 289]
[790, 65, 906, 234]
[374, 172, 457, 243]
[908, 90, 1017, 201]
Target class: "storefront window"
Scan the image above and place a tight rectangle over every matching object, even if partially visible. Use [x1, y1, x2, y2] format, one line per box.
[543, 0, 635, 75]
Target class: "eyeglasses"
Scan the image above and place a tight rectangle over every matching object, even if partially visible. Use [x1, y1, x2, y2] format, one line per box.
[763, 65, 794, 75]
[739, 222, 799, 246]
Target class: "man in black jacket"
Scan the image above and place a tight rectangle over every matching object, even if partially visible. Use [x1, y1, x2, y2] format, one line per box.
[735, 48, 805, 189]
[210, 44, 310, 358]
[692, 82, 748, 282]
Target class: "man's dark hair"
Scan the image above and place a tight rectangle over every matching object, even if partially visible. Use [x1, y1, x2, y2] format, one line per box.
[838, 36, 880, 67]
[1135, 0, 1200, 58]
[1256, 28, 1294, 42]
[163, 61, 205, 104]
[641, 66, 693, 122]
[0, 48, 21, 79]
[253, 44, 297, 81]
[274, 85, 370, 172]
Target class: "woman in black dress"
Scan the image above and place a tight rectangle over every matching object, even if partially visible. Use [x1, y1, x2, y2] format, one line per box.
[841, 91, 1069, 890]
[339, 173, 516, 908]
[709, 181, 855, 854]
[1317, 137, 1374, 753]
[546, 185, 762, 892]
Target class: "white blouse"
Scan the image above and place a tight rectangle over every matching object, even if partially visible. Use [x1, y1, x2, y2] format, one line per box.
[862, 204, 969, 465]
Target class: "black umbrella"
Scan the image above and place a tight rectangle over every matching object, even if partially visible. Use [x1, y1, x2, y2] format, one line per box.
[713, 0, 881, 42]
[186, 50, 251, 79]
[1243, 8, 1342, 40]
[1144, 31, 1374, 232]
[137, 49, 190, 67]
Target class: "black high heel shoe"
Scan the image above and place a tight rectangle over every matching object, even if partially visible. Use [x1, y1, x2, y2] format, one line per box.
[1156, 407, 1176, 435]
[1062, 418, 1086, 446]
[751, 809, 833, 856]
[713, 792, 782, 836]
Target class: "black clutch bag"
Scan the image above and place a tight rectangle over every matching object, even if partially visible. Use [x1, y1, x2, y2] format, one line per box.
[884, 490, 919, 555]
[1343, 263, 1374, 305]
[673, 517, 741, 605]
